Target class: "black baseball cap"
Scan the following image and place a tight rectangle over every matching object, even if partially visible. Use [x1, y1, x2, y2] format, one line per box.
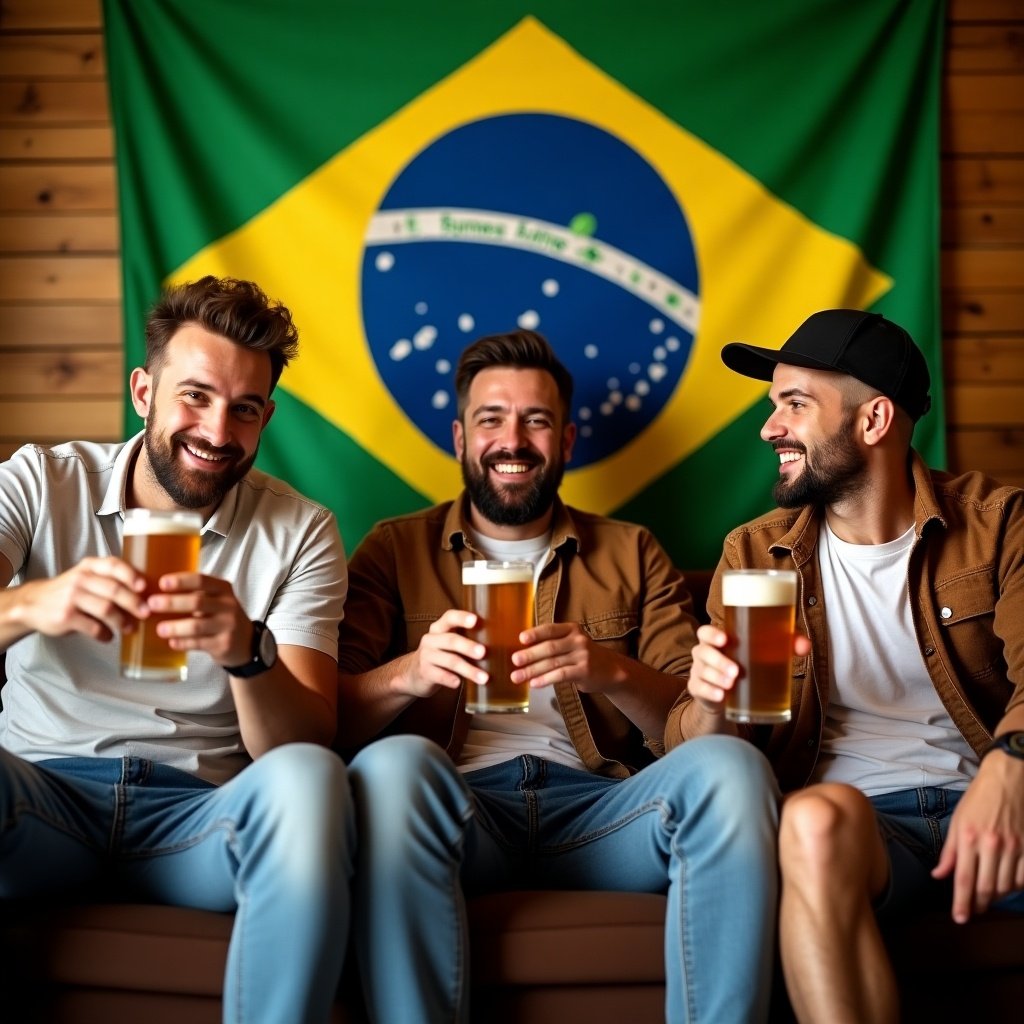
[721, 309, 932, 421]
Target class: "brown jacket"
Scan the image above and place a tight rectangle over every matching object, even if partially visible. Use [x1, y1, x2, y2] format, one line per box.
[338, 494, 699, 777]
[666, 453, 1024, 793]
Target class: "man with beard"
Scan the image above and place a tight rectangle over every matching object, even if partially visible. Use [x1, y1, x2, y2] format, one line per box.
[337, 329, 781, 1023]
[0, 276, 353, 1023]
[672, 309, 1024, 1024]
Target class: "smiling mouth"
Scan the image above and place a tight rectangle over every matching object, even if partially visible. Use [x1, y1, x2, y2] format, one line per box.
[491, 461, 534, 475]
[180, 440, 235, 466]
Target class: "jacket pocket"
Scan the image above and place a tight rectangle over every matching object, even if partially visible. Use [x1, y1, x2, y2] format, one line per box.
[581, 612, 640, 657]
[933, 567, 1001, 680]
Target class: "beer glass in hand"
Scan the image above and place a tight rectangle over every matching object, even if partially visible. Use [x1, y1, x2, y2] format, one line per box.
[462, 560, 534, 713]
[120, 508, 202, 681]
[722, 569, 797, 723]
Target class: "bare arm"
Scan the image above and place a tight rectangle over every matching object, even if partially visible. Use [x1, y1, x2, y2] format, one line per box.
[511, 621, 683, 739]
[145, 571, 337, 757]
[338, 608, 484, 750]
[933, 704, 1024, 923]
[0, 551, 149, 652]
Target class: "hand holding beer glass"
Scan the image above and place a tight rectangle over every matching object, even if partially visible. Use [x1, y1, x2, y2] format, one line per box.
[721, 569, 798, 723]
[120, 508, 202, 681]
[461, 560, 535, 713]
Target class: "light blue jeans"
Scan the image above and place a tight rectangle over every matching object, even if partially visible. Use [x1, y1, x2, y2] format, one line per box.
[0, 744, 354, 1024]
[348, 733, 780, 1023]
[873, 786, 1024, 918]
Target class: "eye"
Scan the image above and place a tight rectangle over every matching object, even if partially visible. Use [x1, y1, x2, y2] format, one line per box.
[234, 404, 261, 421]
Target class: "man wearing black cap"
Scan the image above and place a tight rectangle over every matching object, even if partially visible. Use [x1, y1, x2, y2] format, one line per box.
[666, 309, 1024, 1024]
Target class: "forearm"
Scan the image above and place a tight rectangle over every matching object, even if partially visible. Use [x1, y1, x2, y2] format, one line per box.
[665, 692, 740, 746]
[337, 652, 421, 749]
[592, 652, 687, 742]
[233, 647, 338, 757]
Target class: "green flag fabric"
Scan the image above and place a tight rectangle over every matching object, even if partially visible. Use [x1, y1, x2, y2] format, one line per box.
[104, 0, 945, 568]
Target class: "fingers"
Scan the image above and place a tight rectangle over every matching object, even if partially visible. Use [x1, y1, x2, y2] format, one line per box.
[510, 623, 585, 688]
[688, 626, 738, 708]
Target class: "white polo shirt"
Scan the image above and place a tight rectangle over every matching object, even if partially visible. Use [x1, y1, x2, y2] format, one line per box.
[0, 434, 347, 784]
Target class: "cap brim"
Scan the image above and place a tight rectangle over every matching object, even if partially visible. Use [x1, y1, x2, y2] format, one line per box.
[721, 342, 842, 382]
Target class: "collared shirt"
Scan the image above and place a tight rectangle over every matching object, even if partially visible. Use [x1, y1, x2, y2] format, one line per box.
[337, 493, 698, 778]
[666, 452, 1024, 793]
[0, 434, 347, 785]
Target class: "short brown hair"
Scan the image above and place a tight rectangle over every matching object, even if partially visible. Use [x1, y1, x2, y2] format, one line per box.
[454, 330, 573, 419]
[144, 276, 299, 393]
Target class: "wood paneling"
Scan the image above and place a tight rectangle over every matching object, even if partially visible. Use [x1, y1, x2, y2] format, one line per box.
[0, 303, 122, 348]
[0, 255, 120, 301]
[0, 0, 1022, 501]
[0, 165, 117, 212]
[0, 33, 106, 78]
[0, 349, 123, 397]
[0, 213, 118, 253]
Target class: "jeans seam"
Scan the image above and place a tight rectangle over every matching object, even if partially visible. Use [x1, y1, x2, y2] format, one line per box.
[540, 798, 671, 855]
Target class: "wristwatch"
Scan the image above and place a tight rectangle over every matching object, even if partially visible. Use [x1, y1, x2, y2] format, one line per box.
[225, 620, 278, 678]
[984, 731, 1024, 761]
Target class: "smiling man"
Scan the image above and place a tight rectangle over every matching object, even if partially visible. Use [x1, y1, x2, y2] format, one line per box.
[338, 329, 781, 1024]
[671, 309, 1024, 1023]
[0, 277, 353, 1023]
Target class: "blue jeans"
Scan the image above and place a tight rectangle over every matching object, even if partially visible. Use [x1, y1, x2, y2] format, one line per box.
[0, 744, 354, 1024]
[872, 786, 1024, 919]
[348, 734, 780, 1024]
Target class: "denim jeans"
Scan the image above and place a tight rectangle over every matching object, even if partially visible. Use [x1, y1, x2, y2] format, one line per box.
[0, 744, 355, 1024]
[348, 733, 780, 1024]
[872, 786, 1024, 919]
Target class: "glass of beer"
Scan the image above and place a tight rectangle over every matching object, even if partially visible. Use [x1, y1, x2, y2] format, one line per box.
[462, 560, 535, 713]
[722, 569, 798, 723]
[120, 508, 203, 682]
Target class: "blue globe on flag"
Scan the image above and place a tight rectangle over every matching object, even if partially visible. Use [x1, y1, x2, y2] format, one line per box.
[361, 112, 699, 468]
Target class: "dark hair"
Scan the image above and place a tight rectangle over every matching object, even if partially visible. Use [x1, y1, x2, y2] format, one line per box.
[454, 330, 574, 419]
[144, 276, 299, 393]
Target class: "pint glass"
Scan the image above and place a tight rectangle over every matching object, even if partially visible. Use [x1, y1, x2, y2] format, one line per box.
[120, 508, 202, 681]
[722, 569, 798, 723]
[462, 560, 534, 713]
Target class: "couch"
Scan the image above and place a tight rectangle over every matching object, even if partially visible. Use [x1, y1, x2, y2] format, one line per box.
[2, 571, 1022, 1022]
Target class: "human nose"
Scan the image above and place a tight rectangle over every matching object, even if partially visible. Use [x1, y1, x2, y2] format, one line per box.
[499, 418, 528, 450]
[760, 408, 785, 443]
[196, 404, 233, 448]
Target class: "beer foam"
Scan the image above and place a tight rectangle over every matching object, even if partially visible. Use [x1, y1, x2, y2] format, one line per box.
[462, 561, 534, 585]
[722, 571, 797, 607]
[123, 512, 202, 536]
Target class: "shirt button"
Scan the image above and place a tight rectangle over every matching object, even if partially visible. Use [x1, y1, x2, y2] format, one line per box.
[807, 596, 818, 606]
[940, 607, 952, 619]
[806, 739, 815, 747]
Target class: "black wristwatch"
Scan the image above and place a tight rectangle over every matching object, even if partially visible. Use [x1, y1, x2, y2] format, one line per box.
[984, 731, 1024, 761]
[225, 620, 278, 678]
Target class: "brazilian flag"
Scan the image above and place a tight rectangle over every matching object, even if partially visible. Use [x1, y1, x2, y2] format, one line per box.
[103, 1, 945, 568]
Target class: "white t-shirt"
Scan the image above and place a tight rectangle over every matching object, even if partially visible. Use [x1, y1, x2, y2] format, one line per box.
[813, 520, 976, 796]
[457, 528, 587, 773]
[0, 435, 348, 785]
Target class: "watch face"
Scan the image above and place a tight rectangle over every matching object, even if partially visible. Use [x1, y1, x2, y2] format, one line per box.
[1009, 733, 1024, 756]
[258, 625, 277, 666]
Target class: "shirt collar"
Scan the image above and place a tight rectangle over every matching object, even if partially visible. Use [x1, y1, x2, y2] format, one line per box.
[442, 492, 581, 554]
[94, 429, 234, 537]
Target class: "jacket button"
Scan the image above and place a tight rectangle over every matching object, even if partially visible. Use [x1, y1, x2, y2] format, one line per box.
[940, 607, 952, 619]
[807, 596, 817, 606]
[806, 738, 815, 747]
[924, 647, 935, 656]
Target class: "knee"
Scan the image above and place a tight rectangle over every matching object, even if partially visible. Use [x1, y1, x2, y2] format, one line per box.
[779, 784, 875, 876]
[250, 742, 352, 830]
[665, 735, 779, 811]
[348, 735, 467, 839]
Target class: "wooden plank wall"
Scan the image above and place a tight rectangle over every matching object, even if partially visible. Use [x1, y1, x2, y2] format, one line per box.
[2, 0, 1023, 489]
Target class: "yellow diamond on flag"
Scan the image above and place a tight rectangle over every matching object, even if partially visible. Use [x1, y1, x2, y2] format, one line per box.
[171, 16, 889, 513]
